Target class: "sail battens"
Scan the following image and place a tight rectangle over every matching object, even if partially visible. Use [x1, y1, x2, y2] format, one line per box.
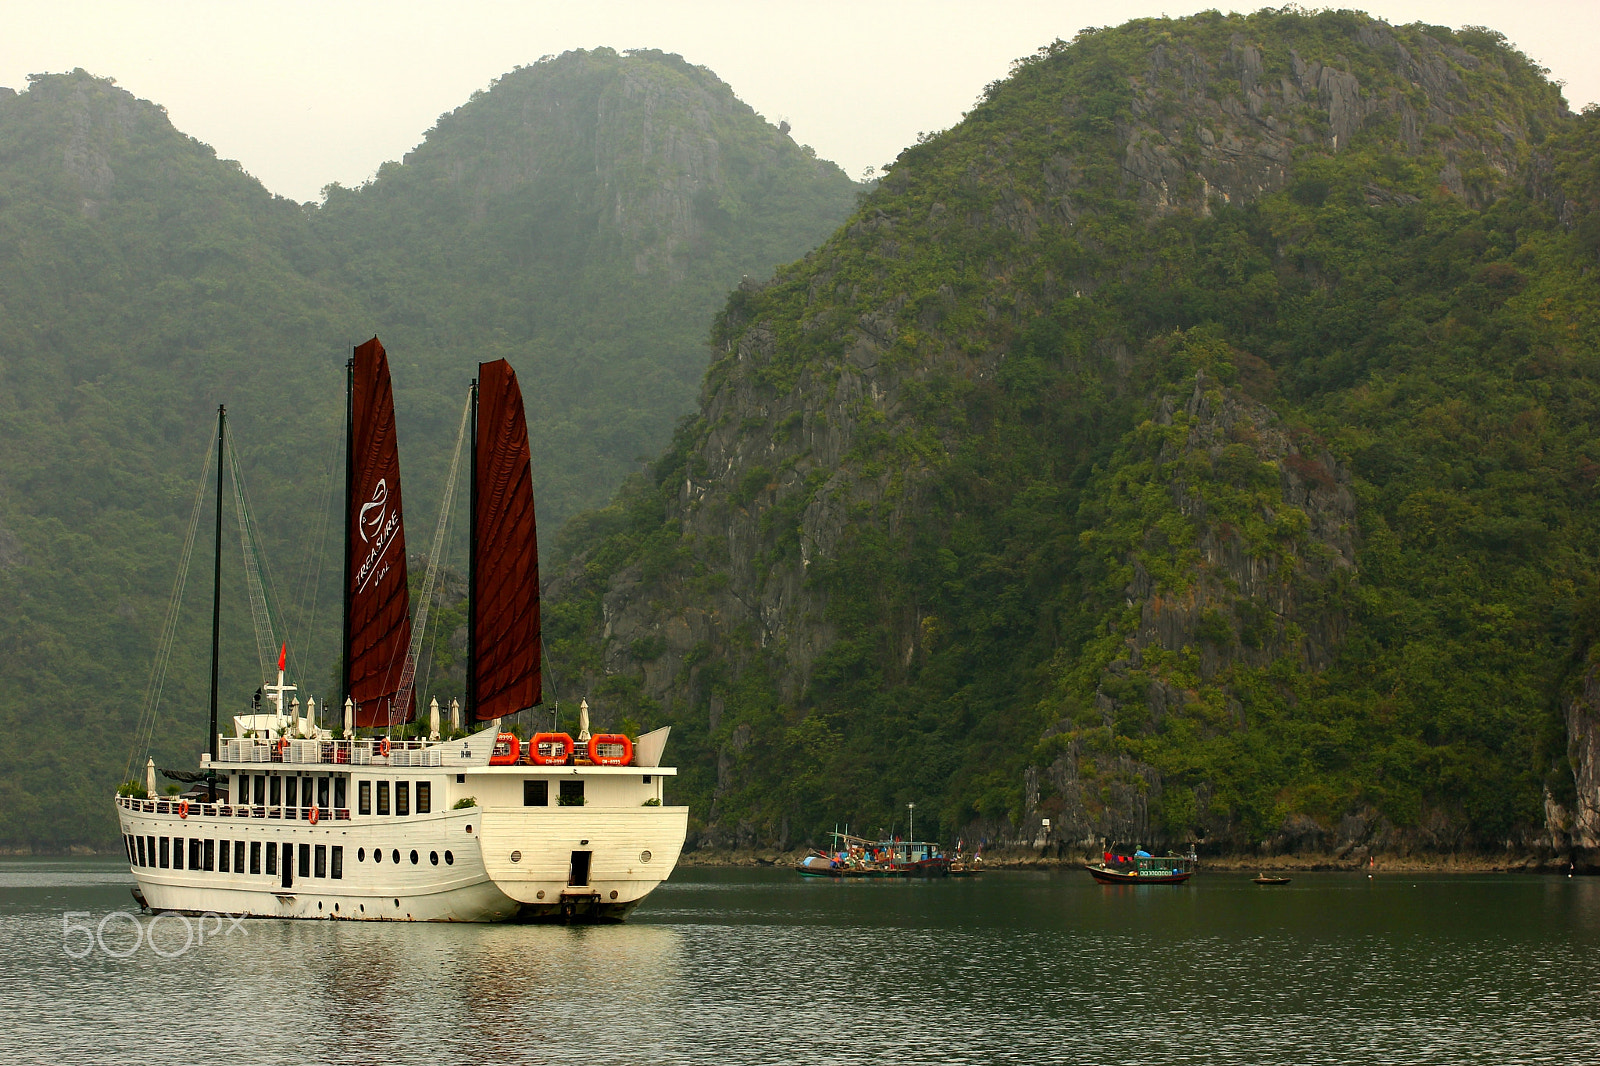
[472, 359, 541, 721]
[347, 337, 415, 727]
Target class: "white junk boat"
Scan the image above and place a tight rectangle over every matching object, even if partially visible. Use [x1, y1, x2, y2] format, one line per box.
[116, 339, 687, 921]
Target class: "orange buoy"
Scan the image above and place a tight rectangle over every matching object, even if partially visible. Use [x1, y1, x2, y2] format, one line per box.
[529, 732, 574, 766]
[275, 736, 289, 760]
[178, 799, 189, 819]
[490, 732, 521, 765]
[308, 805, 320, 825]
[377, 737, 391, 759]
[587, 733, 634, 767]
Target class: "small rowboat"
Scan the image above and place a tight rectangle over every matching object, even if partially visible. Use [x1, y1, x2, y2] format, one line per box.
[1253, 874, 1291, 885]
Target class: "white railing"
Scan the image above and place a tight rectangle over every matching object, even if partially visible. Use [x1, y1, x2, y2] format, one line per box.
[217, 736, 449, 766]
[117, 796, 352, 821]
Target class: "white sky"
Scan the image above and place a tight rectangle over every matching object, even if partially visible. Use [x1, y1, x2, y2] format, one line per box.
[5, 1, 1596, 203]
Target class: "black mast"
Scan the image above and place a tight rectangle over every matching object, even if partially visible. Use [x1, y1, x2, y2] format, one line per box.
[208, 404, 225, 765]
[341, 354, 354, 724]
[467, 376, 479, 723]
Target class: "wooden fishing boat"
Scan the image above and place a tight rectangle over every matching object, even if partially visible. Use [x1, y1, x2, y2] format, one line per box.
[1253, 873, 1291, 885]
[1085, 850, 1196, 885]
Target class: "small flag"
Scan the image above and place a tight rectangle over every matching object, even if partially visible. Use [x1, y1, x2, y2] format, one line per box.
[278, 642, 287, 671]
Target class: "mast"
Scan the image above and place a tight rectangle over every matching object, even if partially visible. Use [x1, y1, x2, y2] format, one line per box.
[341, 354, 354, 718]
[467, 375, 478, 723]
[208, 404, 225, 764]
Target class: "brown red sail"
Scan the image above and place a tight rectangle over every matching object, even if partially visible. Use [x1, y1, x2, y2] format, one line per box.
[346, 337, 415, 727]
[472, 358, 541, 720]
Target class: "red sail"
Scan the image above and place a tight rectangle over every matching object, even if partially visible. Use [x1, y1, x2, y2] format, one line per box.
[473, 358, 541, 720]
[348, 337, 415, 727]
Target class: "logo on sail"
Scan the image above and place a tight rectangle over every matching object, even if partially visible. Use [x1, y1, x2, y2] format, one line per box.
[355, 479, 401, 594]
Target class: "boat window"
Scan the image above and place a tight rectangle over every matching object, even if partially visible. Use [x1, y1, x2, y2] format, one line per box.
[158, 837, 170, 869]
[409, 850, 418, 865]
[396, 781, 410, 817]
[445, 851, 453, 865]
[205, 839, 216, 872]
[298, 844, 310, 878]
[281, 843, 292, 889]
[315, 845, 327, 878]
[189, 838, 202, 870]
[254, 774, 266, 806]
[524, 780, 548, 806]
[358, 780, 371, 816]
[334, 777, 347, 810]
[391, 849, 400, 865]
[123, 835, 132, 864]
[377, 781, 390, 816]
[642, 774, 651, 784]
[373, 848, 381, 863]
[250, 840, 261, 874]
[559, 780, 584, 805]
[302, 776, 313, 807]
[285, 777, 298, 808]
[266, 842, 277, 875]
[430, 851, 438, 865]
[331, 846, 343, 880]
[415, 781, 431, 814]
[172, 836, 184, 870]
[235, 840, 246, 873]
[317, 777, 330, 808]
[358, 848, 365, 862]
[136, 836, 147, 867]
[218, 839, 230, 872]
[269, 774, 281, 806]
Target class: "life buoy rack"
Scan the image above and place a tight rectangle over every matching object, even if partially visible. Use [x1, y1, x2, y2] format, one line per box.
[587, 733, 634, 767]
[308, 805, 320, 825]
[177, 799, 189, 819]
[529, 732, 574, 766]
[377, 737, 391, 759]
[489, 732, 521, 766]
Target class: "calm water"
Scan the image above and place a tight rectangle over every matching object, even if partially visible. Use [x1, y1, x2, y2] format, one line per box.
[3, 859, 1599, 1064]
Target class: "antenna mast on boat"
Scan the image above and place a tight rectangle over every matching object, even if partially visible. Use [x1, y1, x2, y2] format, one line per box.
[341, 353, 354, 721]
[466, 375, 478, 723]
[208, 404, 225, 766]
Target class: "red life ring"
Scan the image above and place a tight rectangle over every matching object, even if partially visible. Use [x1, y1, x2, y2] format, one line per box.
[489, 732, 521, 766]
[529, 732, 574, 766]
[587, 733, 634, 767]
[308, 805, 320, 825]
[377, 737, 391, 759]
[178, 799, 189, 819]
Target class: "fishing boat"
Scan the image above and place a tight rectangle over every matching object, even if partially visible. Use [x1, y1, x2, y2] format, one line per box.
[1085, 848, 1196, 885]
[795, 831, 952, 877]
[115, 339, 688, 922]
[1253, 873, 1292, 885]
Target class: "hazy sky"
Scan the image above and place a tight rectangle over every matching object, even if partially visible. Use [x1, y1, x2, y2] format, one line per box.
[6, 1, 1596, 203]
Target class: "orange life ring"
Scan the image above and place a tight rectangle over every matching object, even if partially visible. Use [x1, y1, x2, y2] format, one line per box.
[489, 732, 521, 766]
[178, 799, 189, 819]
[308, 805, 319, 825]
[377, 737, 391, 758]
[529, 732, 574, 765]
[275, 737, 289, 759]
[587, 733, 634, 767]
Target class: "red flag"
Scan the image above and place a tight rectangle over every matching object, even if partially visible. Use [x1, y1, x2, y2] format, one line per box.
[278, 642, 287, 672]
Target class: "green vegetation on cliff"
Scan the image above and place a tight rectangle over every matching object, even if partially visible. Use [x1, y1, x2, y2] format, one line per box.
[551, 10, 1600, 855]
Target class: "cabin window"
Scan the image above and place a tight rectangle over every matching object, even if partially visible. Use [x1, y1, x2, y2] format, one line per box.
[358, 780, 371, 816]
[254, 774, 266, 806]
[158, 837, 170, 869]
[189, 838, 202, 870]
[314, 845, 327, 878]
[396, 781, 410, 817]
[145, 835, 155, 867]
[298, 843, 310, 878]
[269, 775, 281, 806]
[331, 846, 343, 880]
[172, 837, 184, 870]
[524, 780, 548, 806]
[285, 777, 298, 808]
[136, 836, 147, 867]
[334, 777, 347, 810]
[317, 777, 330, 808]
[250, 840, 261, 874]
[122, 835, 131, 863]
[218, 839, 230, 872]
[559, 780, 585, 806]
[203, 839, 215, 872]
[235, 840, 246, 873]
[266, 841, 277, 875]
[281, 843, 293, 889]
[377, 781, 390, 816]
[416, 781, 431, 814]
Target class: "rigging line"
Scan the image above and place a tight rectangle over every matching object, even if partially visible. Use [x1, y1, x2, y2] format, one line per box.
[395, 389, 472, 719]
[124, 430, 216, 784]
[228, 441, 280, 686]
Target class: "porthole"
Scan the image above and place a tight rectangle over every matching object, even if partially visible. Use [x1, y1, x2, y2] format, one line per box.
[394, 898, 400, 907]
[410, 850, 419, 865]
[318, 902, 323, 910]
[466, 824, 472, 833]
[392, 849, 400, 864]
[445, 851, 454, 865]
[358, 848, 365, 862]
[640, 850, 652, 863]
[510, 850, 522, 863]
[536, 890, 545, 900]
[374, 849, 382, 863]
[430, 851, 439, 865]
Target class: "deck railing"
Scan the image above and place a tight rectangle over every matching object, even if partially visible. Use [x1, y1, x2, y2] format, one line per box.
[116, 796, 351, 820]
[216, 737, 445, 767]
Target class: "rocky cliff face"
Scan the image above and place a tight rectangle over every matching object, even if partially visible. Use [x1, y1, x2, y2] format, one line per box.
[552, 11, 1587, 854]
